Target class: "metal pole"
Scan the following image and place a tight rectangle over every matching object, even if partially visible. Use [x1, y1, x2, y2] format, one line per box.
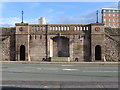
[96, 10, 98, 23]
[45, 25, 48, 60]
[21, 11, 24, 23]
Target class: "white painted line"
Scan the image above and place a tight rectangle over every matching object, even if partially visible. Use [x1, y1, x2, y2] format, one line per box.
[61, 65, 73, 66]
[62, 69, 78, 71]
[41, 68, 58, 70]
[37, 68, 42, 70]
[44, 86, 49, 88]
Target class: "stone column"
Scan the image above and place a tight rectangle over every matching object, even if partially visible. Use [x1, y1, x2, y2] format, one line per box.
[69, 38, 73, 61]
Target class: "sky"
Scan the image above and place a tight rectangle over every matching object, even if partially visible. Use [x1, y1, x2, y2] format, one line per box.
[0, 1, 119, 27]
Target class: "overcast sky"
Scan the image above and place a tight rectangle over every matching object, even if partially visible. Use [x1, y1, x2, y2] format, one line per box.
[0, 1, 119, 27]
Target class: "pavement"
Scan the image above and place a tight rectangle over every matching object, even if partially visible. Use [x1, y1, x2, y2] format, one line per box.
[1, 61, 119, 65]
[0, 62, 119, 89]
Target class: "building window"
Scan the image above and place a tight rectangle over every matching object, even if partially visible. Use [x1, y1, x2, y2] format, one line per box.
[104, 19, 106, 22]
[109, 14, 110, 17]
[113, 14, 115, 17]
[103, 10, 106, 12]
[111, 23, 113, 26]
[104, 14, 106, 16]
[108, 19, 111, 22]
[113, 19, 115, 22]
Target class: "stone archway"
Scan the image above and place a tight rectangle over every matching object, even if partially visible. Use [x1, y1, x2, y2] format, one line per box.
[52, 36, 70, 57]
[20, 45, 25, 60]
[95, 45, 101, 60]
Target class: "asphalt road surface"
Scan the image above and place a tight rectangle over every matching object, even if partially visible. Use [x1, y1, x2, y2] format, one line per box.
[1, 63, 118, 89]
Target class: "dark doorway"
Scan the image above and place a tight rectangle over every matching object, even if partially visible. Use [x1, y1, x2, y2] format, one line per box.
[95, 45, 101, 60]
[20, 45, 25, 60]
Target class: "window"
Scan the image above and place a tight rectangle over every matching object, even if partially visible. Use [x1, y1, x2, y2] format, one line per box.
[109, 19, 111, 22]
[113, 19, 114, 22]
[104, 14, 106, 16]
[113, 14, 115, 17]
[104, 19, 106, 22]
[109, 14, 110, 17]
[110, 23, 113, 26]
[103, 10, 106, 12]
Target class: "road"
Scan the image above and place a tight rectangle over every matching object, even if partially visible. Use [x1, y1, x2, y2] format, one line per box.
[1, 62, 118, 88]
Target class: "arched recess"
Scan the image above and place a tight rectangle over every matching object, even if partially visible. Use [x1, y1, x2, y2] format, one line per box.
[52, 36, 70, 57]
[20, 45, 25, 60]
[95, 45, 101, 60]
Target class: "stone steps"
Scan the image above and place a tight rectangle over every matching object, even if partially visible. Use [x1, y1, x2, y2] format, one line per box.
[51, 57, 70, 62]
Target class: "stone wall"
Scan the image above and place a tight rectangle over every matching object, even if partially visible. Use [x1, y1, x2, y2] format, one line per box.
[105, 28, 120, 61]
[1, 27, 16, 61]
[2, 36, 10, 61]
[105, 34, 118, 61]
[29, 34, 46, 61]
[1, 24, 119, 62]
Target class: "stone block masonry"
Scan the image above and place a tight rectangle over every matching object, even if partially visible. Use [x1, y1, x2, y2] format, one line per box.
[1, 23, 119, 62]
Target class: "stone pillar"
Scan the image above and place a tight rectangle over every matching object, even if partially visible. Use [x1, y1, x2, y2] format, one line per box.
[49, 39, 53, 57]
[69, 38, 73, 61]
[90, 23, 105, 62]
[15, 23, 29, 61]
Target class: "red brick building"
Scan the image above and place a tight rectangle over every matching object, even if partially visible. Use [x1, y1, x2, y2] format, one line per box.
[102, 8, 120, 28]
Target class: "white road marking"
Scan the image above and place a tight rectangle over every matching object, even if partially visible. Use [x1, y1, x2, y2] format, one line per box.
[44, 68, 58, 70]
[62, 69, 78, 71]
[37, 68, 42, 70]
[61, 65, 73, 66]
[37, 68, 58, 70]
[43, 86, 49, 88]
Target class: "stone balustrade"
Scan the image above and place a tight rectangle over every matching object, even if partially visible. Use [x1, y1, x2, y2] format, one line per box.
[30, 24, 90, 31]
